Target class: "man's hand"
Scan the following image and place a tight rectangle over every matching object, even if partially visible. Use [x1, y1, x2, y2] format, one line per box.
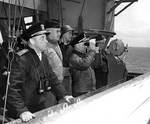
[89, 39, 96, 51]
[19, 111, 35, 122]
[64, 95, 75, 104]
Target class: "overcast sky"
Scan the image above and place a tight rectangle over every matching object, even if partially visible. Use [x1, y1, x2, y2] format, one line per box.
[115, 0, 150, 47]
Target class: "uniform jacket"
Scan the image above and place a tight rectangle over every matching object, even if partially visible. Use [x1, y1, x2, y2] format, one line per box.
[59, 43, 73, 95]
[70, 50, 96, 93]
[7, 48, 67, 118]
[59, 44, 73, 77]
[92, 49, 108, 73]
[44, 43, 63, 82]
[91, 49, 108, 88]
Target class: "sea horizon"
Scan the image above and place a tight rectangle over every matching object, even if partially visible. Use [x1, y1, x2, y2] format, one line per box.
[125, 47, 150, 74]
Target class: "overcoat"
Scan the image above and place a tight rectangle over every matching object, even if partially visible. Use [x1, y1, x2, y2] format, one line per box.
[7, 48, 67, 118]
[69, 50, 96, 96]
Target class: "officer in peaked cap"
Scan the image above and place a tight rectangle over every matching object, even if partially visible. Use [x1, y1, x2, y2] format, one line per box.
[44, 20, 63, 82]
[21, 22, 49, 41]
[44, 19, 60, 29]
[7, 22, 74, 122]
[44, 19, 61, 43]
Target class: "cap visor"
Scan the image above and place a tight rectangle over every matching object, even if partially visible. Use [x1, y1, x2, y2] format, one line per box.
[31, 30, 49, 37]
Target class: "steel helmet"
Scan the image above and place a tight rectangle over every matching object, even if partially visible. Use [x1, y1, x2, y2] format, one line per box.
[61, 25, 73, 36]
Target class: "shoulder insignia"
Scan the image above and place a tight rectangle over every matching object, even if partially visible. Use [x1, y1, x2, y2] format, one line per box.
[17, 49, 29, 56]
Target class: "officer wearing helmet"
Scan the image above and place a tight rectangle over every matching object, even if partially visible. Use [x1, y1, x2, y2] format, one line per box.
[59, 25, 74, 95]
[60, 25, 73, 45]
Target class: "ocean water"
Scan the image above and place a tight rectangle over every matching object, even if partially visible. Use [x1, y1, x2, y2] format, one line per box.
[124, 47, 150, 73]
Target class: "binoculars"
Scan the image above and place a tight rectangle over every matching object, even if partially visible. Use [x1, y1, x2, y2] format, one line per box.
[38, 75, 51, 94]
[70, 32, 104, 47]
[84, 41, 100, 47]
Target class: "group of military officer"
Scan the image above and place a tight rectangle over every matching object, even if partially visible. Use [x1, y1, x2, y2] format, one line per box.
[0, 18, 129, 123]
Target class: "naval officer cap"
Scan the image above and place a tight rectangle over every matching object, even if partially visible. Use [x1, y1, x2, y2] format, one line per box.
[44, 19, 60, 29]
[21, 22, 49, 41]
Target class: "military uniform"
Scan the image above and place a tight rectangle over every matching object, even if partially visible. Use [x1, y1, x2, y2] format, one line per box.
[70, 49, 96, 97]
[60, 44, 73, 95]
[92, 49, 108, 88]
[7, 48, 67, 119]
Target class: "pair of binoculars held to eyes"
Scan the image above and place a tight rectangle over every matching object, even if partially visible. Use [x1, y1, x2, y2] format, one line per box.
[70, 32, 104, 47]
[37, 75, 51, 94]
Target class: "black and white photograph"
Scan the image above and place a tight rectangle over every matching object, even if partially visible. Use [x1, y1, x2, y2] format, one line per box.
[0, 0, 150, 124]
